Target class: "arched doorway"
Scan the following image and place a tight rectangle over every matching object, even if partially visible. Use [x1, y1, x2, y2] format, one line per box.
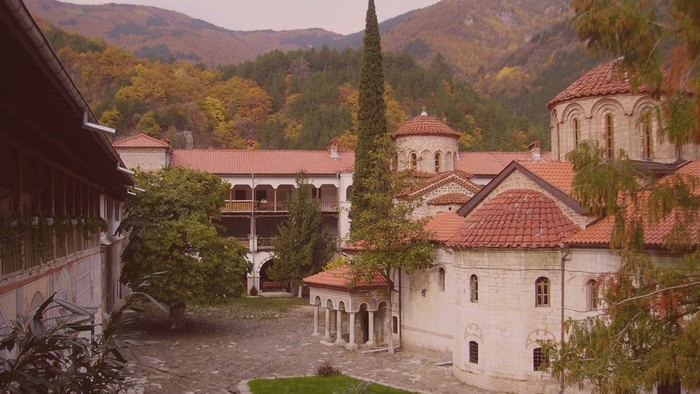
[258, 259, 289, 293]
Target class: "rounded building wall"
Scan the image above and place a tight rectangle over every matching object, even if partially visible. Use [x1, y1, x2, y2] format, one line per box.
[395, 135, 459, 173]
[550, 94, 699, 163]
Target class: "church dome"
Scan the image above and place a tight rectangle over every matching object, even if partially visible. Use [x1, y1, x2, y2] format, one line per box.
[394, 111, 460, 138]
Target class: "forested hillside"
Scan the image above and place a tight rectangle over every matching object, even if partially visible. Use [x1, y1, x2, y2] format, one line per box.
[48, 27, 542, 151]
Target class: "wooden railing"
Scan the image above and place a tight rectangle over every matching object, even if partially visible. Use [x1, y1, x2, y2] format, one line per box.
[222, 200, 339, 213]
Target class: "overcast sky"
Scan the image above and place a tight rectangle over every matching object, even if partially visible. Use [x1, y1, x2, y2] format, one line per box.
[61, 0, 442, 35]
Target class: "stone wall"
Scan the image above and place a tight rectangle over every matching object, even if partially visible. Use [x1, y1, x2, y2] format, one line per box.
[395, 135, 459, 174]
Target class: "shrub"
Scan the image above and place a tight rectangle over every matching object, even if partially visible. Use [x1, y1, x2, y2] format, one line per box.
[317, 360, 340, 377]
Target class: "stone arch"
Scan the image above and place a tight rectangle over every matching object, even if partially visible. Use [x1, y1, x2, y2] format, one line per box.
[28, 291, 45, 314]
[464, 323, 484, 343]
[313, 295, 321, 306]
[337, 300, 346, 312]
[258, 258, 287, 293]
[446, 151, 454, 171]
[420, 150, 431, 172]
[525, 329, 556, 349]
[345, 185, 353, 201]
[326, 298, 333, 309]
[409, 151, 418, 170]
[591, 98, 625, 155]
[434, 150, 443, 173]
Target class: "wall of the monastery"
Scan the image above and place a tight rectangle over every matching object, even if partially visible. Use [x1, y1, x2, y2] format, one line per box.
[395, 135, 458, 173]
[411, 183, 476, 219]
[116, 148, 168, 171]
[551, 95, 699, 163]
[0, 250, 103, 330]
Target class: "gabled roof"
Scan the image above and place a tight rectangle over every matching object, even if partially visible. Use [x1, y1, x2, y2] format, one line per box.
[425, 211, 464, 242]
[303, 265, 388, 291]
[171, 149, 355, 175]
[427, 192, 471, 205]
[457, 161, 586, 217]
[455, 151, 551, 177]
[519, 161, 576, 196]
[567, 161, 700, 248]
[447, 189, 580, 248]
[113, 133, 170, 148]
[393, 112, 460, 138]
[402, 171, 481, 198]
[548, 60, 648, 109]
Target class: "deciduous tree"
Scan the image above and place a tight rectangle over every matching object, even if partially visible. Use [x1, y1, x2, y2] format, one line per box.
[118, 167, 251, 329]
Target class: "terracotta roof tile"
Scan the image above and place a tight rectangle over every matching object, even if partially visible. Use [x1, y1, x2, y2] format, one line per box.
[303, 265, 388, 291]
[455, 151, 551, 176]
[427, 192, 471, 205]
[113, 133, 170, 148]
[447, 189, 580, 248]
[568, 161, 700, 248]
[403, 171, 481, 197]
[171, 149, 355, 175]
[548, 60, 647, 109]
[519, 161, 576, 195]
[425, 211, 464, 242]
[394, 113, 460, 138]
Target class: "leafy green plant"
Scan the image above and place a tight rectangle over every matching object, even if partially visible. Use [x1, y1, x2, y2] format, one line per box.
[316, 360, 340, 377]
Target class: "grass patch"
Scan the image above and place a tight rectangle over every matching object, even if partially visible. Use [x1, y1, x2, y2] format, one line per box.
[189, 296, 309, 319]
[248, 375, 415, 394]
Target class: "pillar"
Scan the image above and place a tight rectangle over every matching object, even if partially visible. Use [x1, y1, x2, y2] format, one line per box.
[312, 303, 320, 337]
[335, 309, 346, 346]
[366, 310, 376, 347]
[323, 306, 331, 341]
[345, 312, 358, 350]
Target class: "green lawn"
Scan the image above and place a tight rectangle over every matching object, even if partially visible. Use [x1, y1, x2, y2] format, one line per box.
[248, 375, 415, 394]
[187, 295, 310, 320]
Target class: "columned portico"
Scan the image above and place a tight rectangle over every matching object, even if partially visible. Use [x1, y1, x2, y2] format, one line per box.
[304, 266, 390, 352]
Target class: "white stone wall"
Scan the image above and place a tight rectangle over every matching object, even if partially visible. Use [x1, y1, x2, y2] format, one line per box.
[551, 95, 700, 163]
[116, 147, 168, 171]
[395, 135, 459, 173]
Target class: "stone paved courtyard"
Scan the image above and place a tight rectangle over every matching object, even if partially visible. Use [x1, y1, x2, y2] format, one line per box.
[124, 299, 495, 393]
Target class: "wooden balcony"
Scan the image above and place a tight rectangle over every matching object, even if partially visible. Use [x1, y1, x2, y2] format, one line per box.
[222, 200, 339, 214]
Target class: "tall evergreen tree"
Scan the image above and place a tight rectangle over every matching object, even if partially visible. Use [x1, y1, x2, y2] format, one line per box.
[351, 0, 391, 227]
[269, 172, 336, 297]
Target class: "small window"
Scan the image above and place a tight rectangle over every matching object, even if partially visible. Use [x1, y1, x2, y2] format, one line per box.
[470, 274, 478, 303]
[469, 341, 479, 364]
[438, 267, 446, 292]
[533, 347, 549, 371]
[573, 117, 580, 146]
[604, 113, 614, 159]
[434, 152, 441, 172]
[535, 277, 550, 307]
[642, 114, 652, 160]
[410, 153, 418, 170]
[392, 316, 398, 334]
[587, 279, 599, 311]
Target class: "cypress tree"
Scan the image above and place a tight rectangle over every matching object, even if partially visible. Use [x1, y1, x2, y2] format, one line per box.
[351, 0, 391, 228]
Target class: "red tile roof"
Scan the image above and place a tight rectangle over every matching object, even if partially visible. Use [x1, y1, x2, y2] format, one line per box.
[393, 112, 460, 138]
[548, 60, 647, 109]
[303, 265, 388, 291]
[427, 192, 471, 205]
[455, 151, 551, 176]
[425, 211, 464, 242]
[447, 189, 580, 248]
[568, 161, 700, 248]
[113, 133, 170, 148]
[171, 149, 355, 175]
[403, 171, 481, 198]
[519, 161, 576, 196]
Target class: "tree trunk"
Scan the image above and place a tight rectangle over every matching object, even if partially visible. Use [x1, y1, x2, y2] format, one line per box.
[387, 274, 395, 354]
[297, 284, 303, 298]
[167, 302, 186, 330]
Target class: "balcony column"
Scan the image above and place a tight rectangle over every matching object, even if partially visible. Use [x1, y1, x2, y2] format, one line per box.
[366, 310, 376, 347]
[335, 308, 345, 346]
[312, 303, 320, 337]
[273, 187, 278, 212]
[323, 306, 332, 342]
[345, 311, 358, 350]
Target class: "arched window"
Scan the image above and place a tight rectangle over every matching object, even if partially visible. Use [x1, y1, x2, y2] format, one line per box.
[434, 152, 441, 172]
[446, 152, 453, 170]
[573, 117, 580, 147]
[587, 279, 599, 311]
[604, 113, 614, 159]
[642, 113, 652, 160]
[469, 341, 479, 364]
[438, 267, 445, 292]
[470, 274, 478, 303]
[410, 152, 418, 170]
[533, 347, 549, 371]
[535, 277, 550, 307]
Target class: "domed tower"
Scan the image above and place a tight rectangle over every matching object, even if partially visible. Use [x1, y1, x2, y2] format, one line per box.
[548, 60, 699, 163]
[393, 111, 460, 174]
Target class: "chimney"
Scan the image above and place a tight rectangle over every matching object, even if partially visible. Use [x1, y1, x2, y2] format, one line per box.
[247, 138, 255, 149]
[528, 140, 541, 161]
[328, 137, 340, 159]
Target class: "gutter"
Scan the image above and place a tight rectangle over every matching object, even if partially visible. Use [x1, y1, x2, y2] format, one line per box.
[559, 246, 571, 393]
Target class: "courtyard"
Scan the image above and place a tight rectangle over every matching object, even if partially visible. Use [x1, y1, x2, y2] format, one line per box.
[124, 296, 493, 393]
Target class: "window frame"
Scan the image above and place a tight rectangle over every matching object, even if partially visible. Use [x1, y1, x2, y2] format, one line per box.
[533, 347, 549, 371]
[469, 341, 479, 364]
[642, 113, 652, 160]
[470, 274, 478, 303]
[434, 152, 441, 172]
[438, 267, 446, 292]
[587, 279, 599, 311]
[604, 113, 614, 159]
[535, 277, 550, 307]
[410, 152, 418, 170]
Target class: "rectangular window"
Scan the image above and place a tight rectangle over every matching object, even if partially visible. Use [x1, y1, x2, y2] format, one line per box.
[392, 316, 398, 334]
[470, 275, 478, 303]
[605, 114, 614, 159]
[469, 341, 479, 364]
[533, 348, 549, 371]
[642, 115, 652, 160]
[536, 277, 550, 307]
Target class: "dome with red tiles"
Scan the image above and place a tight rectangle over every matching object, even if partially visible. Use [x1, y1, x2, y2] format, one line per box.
[447, 189, 580, 248]
[394, 111, 460, 138]
[547, 60, 648, 109]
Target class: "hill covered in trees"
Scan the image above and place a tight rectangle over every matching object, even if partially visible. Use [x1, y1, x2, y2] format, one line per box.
[48, 27, 543, 151]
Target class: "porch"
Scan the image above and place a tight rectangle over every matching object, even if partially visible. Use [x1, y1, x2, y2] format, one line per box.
[222, 199, 339, 214]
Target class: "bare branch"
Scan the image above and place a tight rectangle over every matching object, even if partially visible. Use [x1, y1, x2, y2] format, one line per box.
[613, 281, 700, 306]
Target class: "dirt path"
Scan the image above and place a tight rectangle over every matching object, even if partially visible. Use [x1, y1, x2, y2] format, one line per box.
[124, 301, 493, 393]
